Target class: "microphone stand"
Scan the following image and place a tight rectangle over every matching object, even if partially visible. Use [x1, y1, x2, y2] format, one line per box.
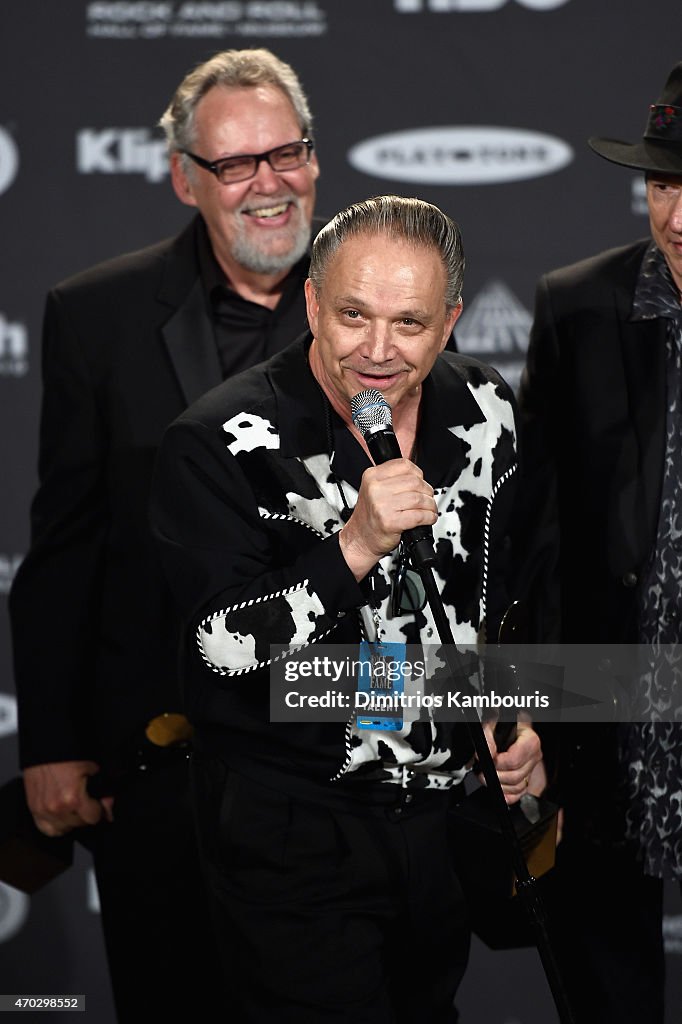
[349, 387, 573, 1019]
[415, 556, 575, 1024]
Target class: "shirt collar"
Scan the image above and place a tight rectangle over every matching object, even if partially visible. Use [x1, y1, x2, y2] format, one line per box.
[268, 337, 487, 490]
[632, 242, 682, 323]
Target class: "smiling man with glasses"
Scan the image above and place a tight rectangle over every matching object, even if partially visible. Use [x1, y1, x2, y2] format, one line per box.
[165, 57, 320, 305]
[9, 47, 324, 1022]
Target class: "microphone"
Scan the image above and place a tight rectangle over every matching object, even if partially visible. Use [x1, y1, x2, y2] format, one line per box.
[350, 388, 436, 568]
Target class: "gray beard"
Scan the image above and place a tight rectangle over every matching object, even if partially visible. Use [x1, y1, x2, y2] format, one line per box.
[231, 216, 311, 275]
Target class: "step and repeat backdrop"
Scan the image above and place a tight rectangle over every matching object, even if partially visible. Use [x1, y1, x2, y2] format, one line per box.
[1, 2, 682, 1020]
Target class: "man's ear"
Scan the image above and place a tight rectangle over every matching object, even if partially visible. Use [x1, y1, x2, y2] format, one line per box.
[304, 278, 320, 336]
[170, 151, 198, 208]
[440, 301, 463, 352]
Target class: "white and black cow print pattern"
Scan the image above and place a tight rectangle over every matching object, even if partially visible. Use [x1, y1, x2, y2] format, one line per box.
[198, 412, 346, 675]
[198, 580, 332, 675]
[223, 411, 279, 456]
[340, 380, 516, 781]
[197, 378, 516, 784]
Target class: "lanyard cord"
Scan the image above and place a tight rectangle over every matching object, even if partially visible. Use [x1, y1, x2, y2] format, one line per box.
[320, 388, 354, 523]
[319, 388, 385, 629]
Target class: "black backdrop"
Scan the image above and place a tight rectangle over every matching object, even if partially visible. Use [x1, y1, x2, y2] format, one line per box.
[1, 2, 682, 1019]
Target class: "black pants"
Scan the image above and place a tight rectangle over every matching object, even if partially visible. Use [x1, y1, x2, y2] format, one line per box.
[192, 756, 470, 1024]
[89, 756, 223, 1022]
[542, 838, 666, 1024]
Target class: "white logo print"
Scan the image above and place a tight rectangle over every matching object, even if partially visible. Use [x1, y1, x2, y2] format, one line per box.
[0, 317, 28, 377]
[0, 885, 29, 944]
[0, 554, 23, 593]
[455, 281, 531, 392]
[631, 176, 648, 216]
[663, 914, 682, 954]
[0, 694, 18, 739]
[0, 127, 19, 196]
[395, 0, 569, 10]
[86, 1, 327, 39]
[348, 127, 572, 185]
[77, 129, 168, 182]
[87, 869, 101, 914]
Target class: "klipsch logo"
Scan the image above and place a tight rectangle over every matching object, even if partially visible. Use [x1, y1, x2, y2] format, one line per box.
[456, 281, 531, 392]
[348, 127, 572, 185]
[77, 129, 168, 182]
[0, 127, 18, 196]
[395, 0, 569, 10]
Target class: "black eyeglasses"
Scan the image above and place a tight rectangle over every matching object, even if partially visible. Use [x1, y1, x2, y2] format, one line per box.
[390, 541, 427, 617]
[181, 139, 314, 185]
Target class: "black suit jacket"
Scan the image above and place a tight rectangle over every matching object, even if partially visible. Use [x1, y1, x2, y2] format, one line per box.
[9, 214, 313, 767]
[515, 237, 667, 644]
[513, 238, 668, 835]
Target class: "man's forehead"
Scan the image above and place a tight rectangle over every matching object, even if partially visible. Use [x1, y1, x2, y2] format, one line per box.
[319, 234, 447, 311]
[192, 84, 302, 159]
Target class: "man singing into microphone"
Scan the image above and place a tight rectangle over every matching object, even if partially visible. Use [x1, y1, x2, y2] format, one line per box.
[151, 195, 543, 1022]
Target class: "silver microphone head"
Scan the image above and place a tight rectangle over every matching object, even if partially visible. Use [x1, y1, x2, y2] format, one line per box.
[350, 389, 393, 437]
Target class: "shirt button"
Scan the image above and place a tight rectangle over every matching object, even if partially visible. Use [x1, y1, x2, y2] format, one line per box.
[622, 571, 638, 588]
[405, 793, 413, 804]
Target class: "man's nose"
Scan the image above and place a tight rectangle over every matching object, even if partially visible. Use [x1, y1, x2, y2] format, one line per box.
[251, 157, 282, 192]
[365, 324, 395, 362]
[670, 191, 682, 231]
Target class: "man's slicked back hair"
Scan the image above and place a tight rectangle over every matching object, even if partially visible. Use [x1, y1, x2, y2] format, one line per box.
[308, 195, 464, 310]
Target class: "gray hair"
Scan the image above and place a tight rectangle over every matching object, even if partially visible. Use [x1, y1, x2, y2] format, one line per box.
[308, 195, 464, 309]
[159, 48, 314, 162]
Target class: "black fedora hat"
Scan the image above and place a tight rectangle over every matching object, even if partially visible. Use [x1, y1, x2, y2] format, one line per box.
[588, 62, 682, 174]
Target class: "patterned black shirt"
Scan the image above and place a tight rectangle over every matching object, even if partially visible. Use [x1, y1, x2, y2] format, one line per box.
[621, 242, 682, 880]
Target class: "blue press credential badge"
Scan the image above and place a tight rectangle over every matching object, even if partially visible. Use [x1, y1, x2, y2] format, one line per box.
[356, 640, 407, 731]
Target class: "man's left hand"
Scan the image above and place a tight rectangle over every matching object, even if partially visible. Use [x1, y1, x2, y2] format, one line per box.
[483, 722, 543, 805]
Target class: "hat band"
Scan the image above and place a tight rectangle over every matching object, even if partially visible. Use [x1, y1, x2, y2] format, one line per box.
[645, 104, 682, 142]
